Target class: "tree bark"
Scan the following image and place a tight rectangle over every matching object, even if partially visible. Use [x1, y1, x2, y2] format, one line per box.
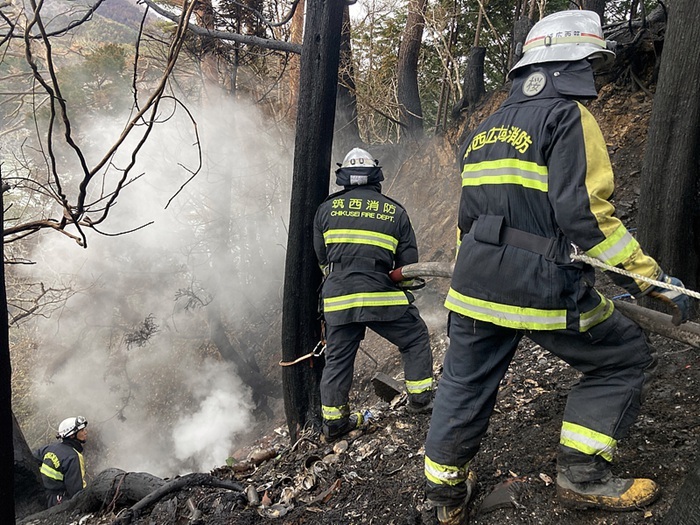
[334, 5, 361, 156]
[1, 176, 16, 524]
[397, 0, 427, 142]
[452, 46, 486, 117]
[13, 413, 45, 520]
[569, 0, 606, 22]
[281, 0, 345, 442]
[637, 0, 700, 293]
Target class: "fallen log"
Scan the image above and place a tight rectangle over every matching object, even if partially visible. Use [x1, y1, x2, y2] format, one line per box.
[18, 468, 165, 525]
[397, 262, 700, 348]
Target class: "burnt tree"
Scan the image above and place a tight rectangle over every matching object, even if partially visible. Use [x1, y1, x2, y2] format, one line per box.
[334, 5, 361, 156]
[1, 179, 16, 525]
[397, 0, 427, 142]
[637, 0, 700, 293]
[641, 3, 700, 518]
[281, 0, 345, 442]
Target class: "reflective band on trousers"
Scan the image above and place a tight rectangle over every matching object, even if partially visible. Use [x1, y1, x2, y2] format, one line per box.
[462, 159, 548, 192]
[323, 229, 399, 253]
[560, 421, 617, 462]
[322, 404, 349, 422]
[324, 291, 409, 312]
[406, 377, 432, 395]
[425, 456, 469, 486]
[445, 288, 567, 330]
[585, 224, 638, 267]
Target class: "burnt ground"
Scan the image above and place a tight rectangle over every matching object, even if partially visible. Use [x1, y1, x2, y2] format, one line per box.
[56, 317, 699, 525]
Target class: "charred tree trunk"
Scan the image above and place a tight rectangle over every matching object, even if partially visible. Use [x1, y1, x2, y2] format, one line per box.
[13, 413, 45, 520]
[637, 0, 700, 294]
[452, 47, 486, 117]
[1, 176, 16, 524]
[287, 0, 305, 121]
[510, 14, 533, 72]
[569, 0, 606, 22]
[281, 0, 344, 442]
[334, 5, 361, 156]
[18, 468, 165, 524]
[397, 0, 427, 142]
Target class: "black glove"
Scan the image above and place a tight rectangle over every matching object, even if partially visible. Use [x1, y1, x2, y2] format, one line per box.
[647, 273, 691, 326]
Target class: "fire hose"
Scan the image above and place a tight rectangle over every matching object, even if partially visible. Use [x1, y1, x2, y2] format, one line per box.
[389, 261, 700, 349]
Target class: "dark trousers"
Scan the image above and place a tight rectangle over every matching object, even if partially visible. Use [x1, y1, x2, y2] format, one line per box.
[425, 308, 655, 505]
[321, 304, 433, 416]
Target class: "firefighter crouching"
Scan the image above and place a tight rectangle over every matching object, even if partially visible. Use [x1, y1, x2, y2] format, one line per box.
[35, 416, 89, 507]
[422, 10, 692, 524]
[313, 147, 434, 440]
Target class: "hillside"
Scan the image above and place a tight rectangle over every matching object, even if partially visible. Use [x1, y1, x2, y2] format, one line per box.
[19, 68, 700, 525]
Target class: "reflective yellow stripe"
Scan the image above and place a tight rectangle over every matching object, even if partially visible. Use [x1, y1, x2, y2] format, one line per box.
[323, 291, 409, 312]
[579, 292, 614, 332]
[586, 224, 638, 267]
[323, 228, 398, 253]
[40, 463, 64, 481]
[322, 404, 349, 421]
[524, 34, 606, 53]
[560, 421, 616, 462]
[406, 377, 432, 394]
[78, 451, 86, 488]
[462, 159, 548, 192]
[445, 288, 567, 330]
[424, 456, 469, 486]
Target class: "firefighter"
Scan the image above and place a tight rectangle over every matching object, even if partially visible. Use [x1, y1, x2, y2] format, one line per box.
[35, 416, 89, 507]
[423, 10, 692, 524]
[313, 147, 434, 440]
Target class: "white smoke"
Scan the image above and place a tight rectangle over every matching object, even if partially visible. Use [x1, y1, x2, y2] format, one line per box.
[18, 91, 291, 477]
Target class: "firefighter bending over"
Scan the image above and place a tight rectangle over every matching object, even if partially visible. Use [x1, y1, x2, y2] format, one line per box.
[423, 10, 692, 524]
[313, 147, 434, 440]
[35, 416, 89, 507]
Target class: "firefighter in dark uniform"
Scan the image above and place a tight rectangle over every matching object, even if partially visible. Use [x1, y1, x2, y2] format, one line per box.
[35, 416, 89, 507]
[423, 10, 692, 524]
[314, 147, 434, 440]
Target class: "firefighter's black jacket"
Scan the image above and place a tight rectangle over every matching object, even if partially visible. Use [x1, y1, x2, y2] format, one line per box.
[447, 61, 661, 331]
[313, 182, 419, 325]
[35, 438, 86, 500]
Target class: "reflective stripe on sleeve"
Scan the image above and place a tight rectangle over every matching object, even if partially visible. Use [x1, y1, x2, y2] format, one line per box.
[425, 456, 469, 486]
[40, 463, 64, 482]
[445, 288, 567, 330]
[585, 224, 638, 267]
[560, 421, 617, 462]
[462, 159, 548, 192]
[323, 291, 409, 312]
[323, 229, 399, 253]
[579, 292, 614, 332]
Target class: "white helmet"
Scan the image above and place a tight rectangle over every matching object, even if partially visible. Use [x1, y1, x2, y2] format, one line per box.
[510, 10, 615, 77]
[340, 148, 378, 169]
[57, 416, 88, 439]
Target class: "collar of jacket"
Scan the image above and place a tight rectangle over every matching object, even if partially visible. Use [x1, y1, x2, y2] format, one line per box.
[335, 165, 384, 187]
[505, 60, 598, 105]
[62, 437, 84, 452]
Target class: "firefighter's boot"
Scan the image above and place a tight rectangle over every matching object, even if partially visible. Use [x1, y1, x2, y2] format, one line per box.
[322, 412, 364, 440]
[435, 470, 478, 525]
[557, 472, 661, 511]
